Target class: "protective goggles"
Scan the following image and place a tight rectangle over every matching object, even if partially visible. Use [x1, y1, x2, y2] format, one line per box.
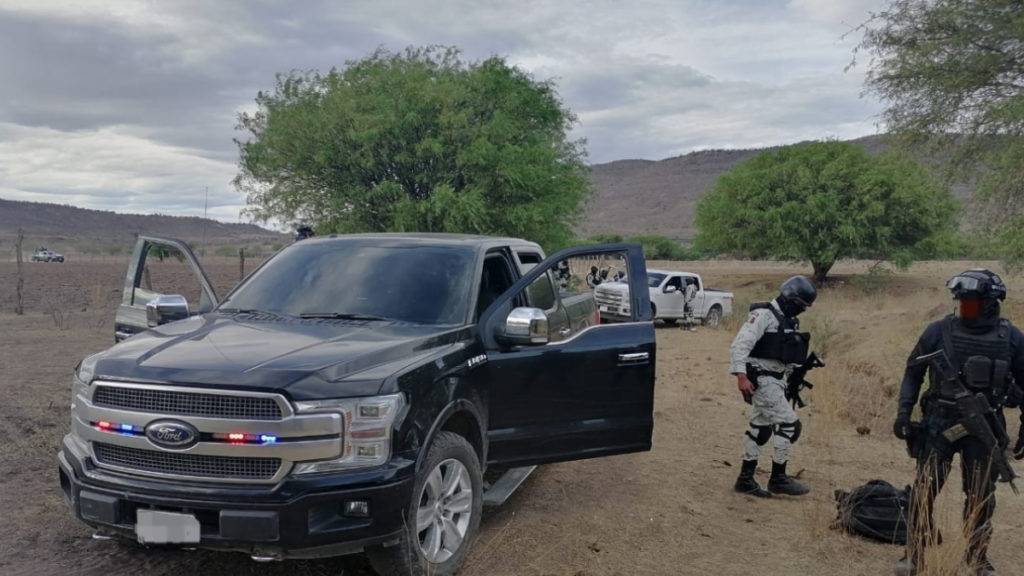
[947, 275, 982, 292]
[946, 274, 1006, 299]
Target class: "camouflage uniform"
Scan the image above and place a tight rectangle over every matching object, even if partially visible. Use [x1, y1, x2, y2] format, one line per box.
[730, 301, 801, 465]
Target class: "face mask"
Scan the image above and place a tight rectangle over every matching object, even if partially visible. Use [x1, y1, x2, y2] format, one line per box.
[959, 298, 1000, 328]
[959, 298, 982, 319]
[777, 298, 806, 318]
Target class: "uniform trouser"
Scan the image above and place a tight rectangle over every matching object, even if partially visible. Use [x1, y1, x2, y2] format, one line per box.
[907, 416, 999, 568]
[742, 376, 799, 464]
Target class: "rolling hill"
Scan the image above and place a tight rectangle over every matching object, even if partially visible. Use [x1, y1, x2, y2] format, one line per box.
[1, 134, 976, 254]
[580, 134, 973, 241]
[0, 198, 286, 254]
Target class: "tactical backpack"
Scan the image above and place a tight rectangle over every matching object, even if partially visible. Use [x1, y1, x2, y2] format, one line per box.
[834, 480, 911, 545]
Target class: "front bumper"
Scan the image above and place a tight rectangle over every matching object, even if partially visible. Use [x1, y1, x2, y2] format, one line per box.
[58, 436, 415, 559]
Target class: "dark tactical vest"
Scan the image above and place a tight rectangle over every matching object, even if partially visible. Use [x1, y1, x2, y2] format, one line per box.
[936, 315, 1013, 405]
[748, 302, 810, 365]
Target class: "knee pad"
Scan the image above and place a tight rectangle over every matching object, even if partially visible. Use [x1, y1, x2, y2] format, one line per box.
[745, 424, 773, 446]
[775, 420, 802, 444]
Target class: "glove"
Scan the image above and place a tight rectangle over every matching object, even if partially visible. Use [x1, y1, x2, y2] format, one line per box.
[893, 413, 911, 440]
[1014, 428, 1024, 461]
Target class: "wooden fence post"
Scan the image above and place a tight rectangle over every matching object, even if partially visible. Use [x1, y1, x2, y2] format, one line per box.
[15, 229, 24, 315]
[238, 247, 246, 282]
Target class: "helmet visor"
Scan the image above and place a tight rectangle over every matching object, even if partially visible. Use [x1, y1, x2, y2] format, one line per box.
[947, 275, 981, 293]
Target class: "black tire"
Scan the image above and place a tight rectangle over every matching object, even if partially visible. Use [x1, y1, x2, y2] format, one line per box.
[704, 305, 723, 328]
[367, 431, 483, 576]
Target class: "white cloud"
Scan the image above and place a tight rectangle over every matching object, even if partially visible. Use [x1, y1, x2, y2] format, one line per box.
[0, 122, 241, 217]
[0, 0, 889, 219]
[787, 0, 884, 26]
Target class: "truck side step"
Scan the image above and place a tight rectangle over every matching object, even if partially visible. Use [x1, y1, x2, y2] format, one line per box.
[482, 466, 537, 507]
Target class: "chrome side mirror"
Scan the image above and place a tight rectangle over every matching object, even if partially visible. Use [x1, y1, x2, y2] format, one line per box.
[502, 307, 549, 345]
[146, 294, 190, 327]
[664, 285, 678, 294]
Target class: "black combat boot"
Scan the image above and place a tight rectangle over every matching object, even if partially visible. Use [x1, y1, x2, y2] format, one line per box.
[734, 459, 772, 498]
[768, 461, 810, 496]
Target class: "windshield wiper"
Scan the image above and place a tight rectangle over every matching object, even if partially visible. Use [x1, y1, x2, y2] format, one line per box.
[298, 312, 391, 322]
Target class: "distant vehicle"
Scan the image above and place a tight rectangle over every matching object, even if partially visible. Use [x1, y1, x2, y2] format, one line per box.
[31, 248, 64, 263]
[595, 269, 733, 327]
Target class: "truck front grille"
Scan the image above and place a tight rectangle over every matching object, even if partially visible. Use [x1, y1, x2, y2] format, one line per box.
[94, 443, 281, 481]
[595, 290, 623, 307]
[93, 385, 283, 421]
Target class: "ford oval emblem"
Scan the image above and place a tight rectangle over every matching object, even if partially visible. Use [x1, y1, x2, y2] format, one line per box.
[145, 420, 198, 449]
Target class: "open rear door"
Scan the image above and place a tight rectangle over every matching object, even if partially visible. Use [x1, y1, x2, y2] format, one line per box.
[115, 236, 218, 342]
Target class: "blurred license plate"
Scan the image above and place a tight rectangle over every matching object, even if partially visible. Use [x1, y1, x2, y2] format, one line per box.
[600, 305, 610, 312]
[136, 509, 200, 544]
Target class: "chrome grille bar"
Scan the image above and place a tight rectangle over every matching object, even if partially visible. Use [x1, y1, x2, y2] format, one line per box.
[74, 381, 341, 484]
[93, 383, 284, 420]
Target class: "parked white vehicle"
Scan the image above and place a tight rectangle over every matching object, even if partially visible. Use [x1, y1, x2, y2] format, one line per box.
[595, 269, 733, 327]
[31, 248, 64, 263]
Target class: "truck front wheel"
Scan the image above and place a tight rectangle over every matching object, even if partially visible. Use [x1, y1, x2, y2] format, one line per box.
[367, 431, 482, 576]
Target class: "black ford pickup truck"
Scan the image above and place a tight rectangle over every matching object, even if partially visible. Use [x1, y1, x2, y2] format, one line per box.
[58, 233, 656, 575]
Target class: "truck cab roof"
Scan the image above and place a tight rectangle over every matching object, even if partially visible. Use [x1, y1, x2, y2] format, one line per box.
[647, 269, 698, 278]
[304, 233, 542, 252]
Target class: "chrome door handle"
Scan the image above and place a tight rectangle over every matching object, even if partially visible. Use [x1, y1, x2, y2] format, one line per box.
[618, 352, 649, 363]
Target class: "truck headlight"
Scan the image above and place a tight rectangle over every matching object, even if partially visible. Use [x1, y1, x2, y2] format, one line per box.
[291, 393, 405, 474]
[75, 353, 101, 386]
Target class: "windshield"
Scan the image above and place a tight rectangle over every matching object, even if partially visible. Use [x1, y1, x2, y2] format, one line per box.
[219, 241, 477, 325]
[647, 273, 666, 288]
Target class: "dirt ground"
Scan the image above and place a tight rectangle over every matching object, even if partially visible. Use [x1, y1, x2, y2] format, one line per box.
[2, 258, 1024, 576]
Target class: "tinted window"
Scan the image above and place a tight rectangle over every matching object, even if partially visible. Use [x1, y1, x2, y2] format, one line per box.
[526, 272, 557, 311]
[517, 251, 543, 272]
[477, 255, 517, 319]
[647, 273, 666, 288]
[219, 241, 475, 325]
[134, 243, 208, 312]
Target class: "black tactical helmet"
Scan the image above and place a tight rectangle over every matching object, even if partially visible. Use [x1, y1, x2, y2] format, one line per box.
[947, 269, 1007, 301]
[779, 275, 817, 308]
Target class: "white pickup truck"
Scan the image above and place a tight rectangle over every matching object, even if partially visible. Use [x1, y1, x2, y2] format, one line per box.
[594, 269, 734, 327]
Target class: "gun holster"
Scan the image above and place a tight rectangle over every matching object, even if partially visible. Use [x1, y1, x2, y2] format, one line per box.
[745, 365, 784, 386]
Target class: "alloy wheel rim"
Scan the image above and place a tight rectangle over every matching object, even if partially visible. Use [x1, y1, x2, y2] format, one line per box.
[708, 309, 721, 327]
[416, 458, 473, 563]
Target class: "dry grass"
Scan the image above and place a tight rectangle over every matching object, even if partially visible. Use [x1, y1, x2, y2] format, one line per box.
[3, 258, 1024, 576]
[795, 261, 1022, 575]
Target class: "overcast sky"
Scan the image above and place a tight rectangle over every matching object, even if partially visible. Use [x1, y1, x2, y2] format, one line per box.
[0, 0, 886, 222]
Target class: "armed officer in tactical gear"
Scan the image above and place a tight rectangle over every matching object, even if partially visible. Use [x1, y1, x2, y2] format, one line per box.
[730, 275, 817, 497]
[893, 269, 1024, 576]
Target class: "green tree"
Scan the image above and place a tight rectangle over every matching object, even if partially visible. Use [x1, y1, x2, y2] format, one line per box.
[694, 141, 958, 282]
[858, 0, 1024, 256]
[235, 46, 589, 250]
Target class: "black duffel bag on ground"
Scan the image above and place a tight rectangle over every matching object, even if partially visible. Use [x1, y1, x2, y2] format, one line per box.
[834, 480, 911, 545]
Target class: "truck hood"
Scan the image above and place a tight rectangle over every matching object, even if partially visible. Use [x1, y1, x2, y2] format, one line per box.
[92, 313, 467, 399]
[594, 282, 630, 294]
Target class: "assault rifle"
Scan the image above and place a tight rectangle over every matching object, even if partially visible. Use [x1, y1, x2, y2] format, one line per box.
[787, 352, 824, 409]
[914, 349, 1019, 494]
